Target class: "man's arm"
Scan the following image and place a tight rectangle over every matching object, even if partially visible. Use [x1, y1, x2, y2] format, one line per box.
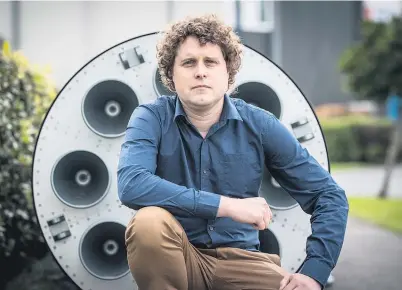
[261, 112, 349, 288]
[117, 105, 221, 219]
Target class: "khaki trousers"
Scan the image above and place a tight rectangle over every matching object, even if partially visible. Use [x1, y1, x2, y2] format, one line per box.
[125, 206, 288, 290]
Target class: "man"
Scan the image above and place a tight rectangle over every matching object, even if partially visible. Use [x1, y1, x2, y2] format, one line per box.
[117, 14, 348, 290]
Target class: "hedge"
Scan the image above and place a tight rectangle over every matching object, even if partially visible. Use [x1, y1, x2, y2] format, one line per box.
[0, 41, 57, 287]
[319, 115, 401, 164]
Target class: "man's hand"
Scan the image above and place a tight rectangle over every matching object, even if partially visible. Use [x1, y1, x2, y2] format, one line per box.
[279, 273, 322, 290]
[217, 196, 272, 230]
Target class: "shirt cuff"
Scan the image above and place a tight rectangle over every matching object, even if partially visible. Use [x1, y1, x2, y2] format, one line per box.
[194, 190, 221, 219]
[297, 258, 333, 289]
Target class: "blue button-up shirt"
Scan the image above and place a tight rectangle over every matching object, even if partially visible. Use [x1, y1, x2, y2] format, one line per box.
[117, 94, 349, 288]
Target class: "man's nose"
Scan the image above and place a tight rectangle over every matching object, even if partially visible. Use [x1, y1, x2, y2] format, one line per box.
[194, 64, 207, 79]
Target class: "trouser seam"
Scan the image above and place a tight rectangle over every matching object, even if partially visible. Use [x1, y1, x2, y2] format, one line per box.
[208, 254, 219, 290]
[210, 274, 243, 290]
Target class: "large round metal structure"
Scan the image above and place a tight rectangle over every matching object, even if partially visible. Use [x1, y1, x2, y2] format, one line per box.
[32, 32, 330, 290]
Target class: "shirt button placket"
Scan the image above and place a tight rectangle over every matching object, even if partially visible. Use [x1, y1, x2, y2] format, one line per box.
[200, 139, 209, 189]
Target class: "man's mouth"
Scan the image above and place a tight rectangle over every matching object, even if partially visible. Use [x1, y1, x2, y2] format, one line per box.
[192, 85, 210, 89]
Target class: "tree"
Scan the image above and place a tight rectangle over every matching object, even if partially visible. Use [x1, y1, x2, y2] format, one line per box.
[339, 16, 402, 198]
[0, 41, 57, 287]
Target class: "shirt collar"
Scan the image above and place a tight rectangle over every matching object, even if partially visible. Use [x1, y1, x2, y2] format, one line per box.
[174, 93, 243, 122]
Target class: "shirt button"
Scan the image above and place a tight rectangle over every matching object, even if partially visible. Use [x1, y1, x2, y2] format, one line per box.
[203, 170, 207, 174]
[208, 226, 214, 231]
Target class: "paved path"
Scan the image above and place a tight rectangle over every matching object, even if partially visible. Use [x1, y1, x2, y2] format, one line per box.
[328, 216, 402, 290]
[328, 165, 402, 289]
[331, 165, 401, 198]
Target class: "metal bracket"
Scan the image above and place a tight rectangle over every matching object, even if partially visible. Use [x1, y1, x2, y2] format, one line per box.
[119, 46, 145, 69]
[291, 117, 315, 143]
[47, 215, 72, 242]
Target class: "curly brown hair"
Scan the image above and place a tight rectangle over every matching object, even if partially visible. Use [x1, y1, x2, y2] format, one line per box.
[156, 14, 243, 92]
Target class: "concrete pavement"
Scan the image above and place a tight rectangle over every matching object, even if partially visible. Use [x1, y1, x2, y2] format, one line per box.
[328, 216, 402, 290]
[331, 165, 401, 198]
[325, 165, 401, 289]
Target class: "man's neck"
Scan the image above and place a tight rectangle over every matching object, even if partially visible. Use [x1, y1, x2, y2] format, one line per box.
[182, 98, 224, 138]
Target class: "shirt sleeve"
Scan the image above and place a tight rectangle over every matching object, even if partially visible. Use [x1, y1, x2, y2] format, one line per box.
[260, 112, 349, 289]
[117, 105, 221, 219]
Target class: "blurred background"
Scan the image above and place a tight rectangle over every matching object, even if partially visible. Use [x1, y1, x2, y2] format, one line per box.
[0, 1, 401, 290]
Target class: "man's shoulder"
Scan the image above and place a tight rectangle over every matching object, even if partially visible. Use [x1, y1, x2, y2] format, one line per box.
[137, 95, 176, 119]
[229, 96, 275, 123]
[141, 94, 176, 110]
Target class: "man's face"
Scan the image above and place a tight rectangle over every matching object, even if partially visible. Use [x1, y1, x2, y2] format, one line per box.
[172, 36, 229, 109]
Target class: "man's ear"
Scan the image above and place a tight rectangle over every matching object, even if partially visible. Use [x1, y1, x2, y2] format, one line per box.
[169, 69, 176, 92]
[228, 80, 234, 92]
[170, 79, 176, 93]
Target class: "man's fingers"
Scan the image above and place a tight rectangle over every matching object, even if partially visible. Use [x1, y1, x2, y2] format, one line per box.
[263, 202, 272, 228]
[252, 215, 266, 230]
[249, 198, 272, 230]
[257, 218, 266, 230]
[282, 276, 298, 290]
[279, 274, 291, 290]
[283, 281, 298, 290]
[263, 208, 271, 228]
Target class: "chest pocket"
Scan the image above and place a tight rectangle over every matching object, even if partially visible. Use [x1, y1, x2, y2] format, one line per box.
[218, 152, 262, 197]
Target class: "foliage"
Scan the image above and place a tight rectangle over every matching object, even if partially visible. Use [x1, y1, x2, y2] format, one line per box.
[320, 116, 401, 164]
[0, 41, 57, 287]
[339, 16, 402, 198]
[339, 16, 402, 102]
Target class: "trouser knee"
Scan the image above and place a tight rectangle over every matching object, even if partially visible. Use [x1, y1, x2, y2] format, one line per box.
[125, 206, 189, 290]
[125, 206, 181, 251]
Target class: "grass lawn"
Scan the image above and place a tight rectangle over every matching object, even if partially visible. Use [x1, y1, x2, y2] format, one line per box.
[348, 196, 402, 234]
[330, 162, 367, 172]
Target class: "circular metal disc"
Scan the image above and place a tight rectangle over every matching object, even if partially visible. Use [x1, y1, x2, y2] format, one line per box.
[32, 32, 330, 290]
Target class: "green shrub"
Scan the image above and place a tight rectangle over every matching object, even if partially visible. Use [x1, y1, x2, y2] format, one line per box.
[319, 115, 401, 164]
[322, 124, 362, 162]
[0, 41, 57, 287]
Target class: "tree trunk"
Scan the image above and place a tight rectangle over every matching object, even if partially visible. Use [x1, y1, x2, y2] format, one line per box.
[378, 119, 402, 198]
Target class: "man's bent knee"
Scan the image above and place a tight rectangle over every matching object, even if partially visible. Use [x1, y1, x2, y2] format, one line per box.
[125, 207, 190, 290]
[125, 206, 183, 250]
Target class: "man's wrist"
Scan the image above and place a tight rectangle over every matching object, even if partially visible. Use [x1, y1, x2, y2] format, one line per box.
[298, 258, 332, 289]
[194, 190, 221, 219]
[217, 196, 232, 217]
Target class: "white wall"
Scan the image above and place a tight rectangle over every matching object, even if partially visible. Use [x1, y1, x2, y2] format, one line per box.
[82, 1, 169, 57]
[169, 1, 274, 32]
[0, 1, 12, 41]
[169, 1, 233, 25]
[3, 0, 273, 89]
[13, 1, 170, 88]
[363, 0, 402, 22]
[20, 1, 89, 88]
